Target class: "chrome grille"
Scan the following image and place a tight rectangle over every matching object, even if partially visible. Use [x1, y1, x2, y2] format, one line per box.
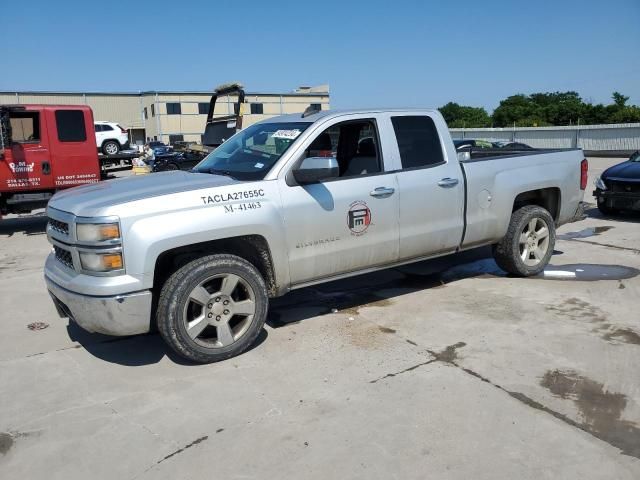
[48, 218, 70, 235]
[53, 245, 74, 270]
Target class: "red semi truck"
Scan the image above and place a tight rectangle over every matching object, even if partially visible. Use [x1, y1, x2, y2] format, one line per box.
[0, 104, 105, 217]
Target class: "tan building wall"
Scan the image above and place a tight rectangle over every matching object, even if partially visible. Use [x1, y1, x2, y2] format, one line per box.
[0, 86, 330, 145]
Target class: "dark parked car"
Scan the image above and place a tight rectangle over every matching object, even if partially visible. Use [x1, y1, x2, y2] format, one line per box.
[493, 141, 533, 150]
[152, 150, 206, 172]
[453, 139, 493, 151]
[593, 151, 640, 214]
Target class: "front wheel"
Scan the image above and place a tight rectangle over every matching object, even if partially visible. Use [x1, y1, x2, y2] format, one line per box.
[492, 205, 556, 276]
[157, 254, 268, 363]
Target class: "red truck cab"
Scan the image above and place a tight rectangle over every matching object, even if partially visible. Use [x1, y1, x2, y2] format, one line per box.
[0, 104, 101, 217]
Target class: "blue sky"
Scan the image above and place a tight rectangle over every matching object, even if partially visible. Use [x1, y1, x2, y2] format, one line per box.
[1, 0, 639, 112]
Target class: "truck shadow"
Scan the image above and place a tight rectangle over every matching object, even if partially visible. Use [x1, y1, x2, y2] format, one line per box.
[584, 205, 640, 223]
[0, 212, 47, 237]
[267, 248, 639, 328]
[66, 322, 269, 366]
[268, 247, 496, 327]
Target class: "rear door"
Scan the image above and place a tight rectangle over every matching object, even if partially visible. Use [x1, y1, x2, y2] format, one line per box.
[2, 108, 55, 191]
[387, 114, 465, 260]
[278, 116, 400, 285]
[46, 107, 101, 188]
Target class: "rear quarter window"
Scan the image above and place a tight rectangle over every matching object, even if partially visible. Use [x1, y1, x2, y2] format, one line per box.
[391, 115, 444, 169]
[56, 110, 87, 142]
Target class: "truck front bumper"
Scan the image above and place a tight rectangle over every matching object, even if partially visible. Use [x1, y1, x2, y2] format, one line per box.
[45, 276, 152, 336]
[594, 189, 640, 211]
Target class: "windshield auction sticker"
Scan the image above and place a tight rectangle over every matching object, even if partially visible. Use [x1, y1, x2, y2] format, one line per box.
[272, 129, 301, 140]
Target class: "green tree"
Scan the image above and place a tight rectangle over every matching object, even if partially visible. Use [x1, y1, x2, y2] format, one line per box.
[612, 92, 629, 108]
[438, 102, 491, 128]
[492, 94, 544, 127]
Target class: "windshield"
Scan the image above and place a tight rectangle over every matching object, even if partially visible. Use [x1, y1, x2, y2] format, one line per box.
[193, 122, 311, 180]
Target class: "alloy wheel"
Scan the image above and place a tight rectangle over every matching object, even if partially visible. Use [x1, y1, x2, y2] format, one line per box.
[182, 273, 256, 348]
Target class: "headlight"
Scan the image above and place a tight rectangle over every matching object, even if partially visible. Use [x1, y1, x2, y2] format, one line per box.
[79, 252, 123, 272]
[77, 223, 120, 242]
[595, 176, 607, 191]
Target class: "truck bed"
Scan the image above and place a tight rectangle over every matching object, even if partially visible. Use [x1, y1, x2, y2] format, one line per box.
[459, 148, 585, 249]
[461, 147, 581, 162]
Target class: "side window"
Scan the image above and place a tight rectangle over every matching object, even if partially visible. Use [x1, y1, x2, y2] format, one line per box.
[102, 124, 114, 131]
[143, 107, 148, 120]
[166, 103, 181, 115]
[198, 103, 209, 115]
[94, 124, 102, 132]
[151, 104, 155, 117]
[9, 112, 40, 142]
[250, 103, 263, 114]
[303, 120, 381, 179]
[391, 116, 444, 169]
[55, 110, 87, 142]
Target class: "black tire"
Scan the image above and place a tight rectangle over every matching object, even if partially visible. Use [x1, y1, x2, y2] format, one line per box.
[157, 254, 268, 363]
[165, 162, 179, 171]
[492, 205, 556, 276]
[102, 140, 120, 155]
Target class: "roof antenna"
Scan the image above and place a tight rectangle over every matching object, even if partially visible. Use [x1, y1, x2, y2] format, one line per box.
[302, 104, 321, 118]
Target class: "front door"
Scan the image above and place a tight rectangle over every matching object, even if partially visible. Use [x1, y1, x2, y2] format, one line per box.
[2, 109, 55, 191]
[279, 117, 400, 285]
[46, 107, 101, 188]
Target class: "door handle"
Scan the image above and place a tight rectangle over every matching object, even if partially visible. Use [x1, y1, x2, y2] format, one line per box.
[369, 187, 395, 198]
[42, 161, 51, 175]
[437, 177, 459, 188]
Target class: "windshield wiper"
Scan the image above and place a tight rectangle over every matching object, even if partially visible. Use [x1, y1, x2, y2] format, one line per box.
[205, 168, 238, 179]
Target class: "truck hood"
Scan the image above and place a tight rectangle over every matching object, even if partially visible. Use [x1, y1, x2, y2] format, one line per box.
[603, 160, 640, 182]
[49, 171, 242, 216]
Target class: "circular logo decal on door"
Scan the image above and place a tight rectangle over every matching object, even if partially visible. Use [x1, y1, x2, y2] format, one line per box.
[347, 201, 372, 236]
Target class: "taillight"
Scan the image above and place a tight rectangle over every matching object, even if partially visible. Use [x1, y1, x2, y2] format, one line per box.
[580, 158, 588, 190]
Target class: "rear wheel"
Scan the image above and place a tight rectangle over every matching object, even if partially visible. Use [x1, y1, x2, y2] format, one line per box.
[157, 254, 268, 363]
[493, 205, 555, 276]
[165, 162, 179, 171]
[102, 140, 120, 155]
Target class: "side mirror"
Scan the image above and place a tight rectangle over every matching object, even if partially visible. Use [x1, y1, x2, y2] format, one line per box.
[293, 156, 339, 184]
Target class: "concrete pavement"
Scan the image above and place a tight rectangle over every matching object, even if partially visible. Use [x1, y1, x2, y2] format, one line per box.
[1, 157, 639, 479]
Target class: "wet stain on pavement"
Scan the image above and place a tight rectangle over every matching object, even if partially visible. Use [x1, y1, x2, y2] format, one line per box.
[538, 264, 639, 281]
[0, 432, 13, 455]
[546, 298, 639, 345]
[603, 328, 640, 345]
[369, 341, 467, 383]
[557, 226, 614, 240]
[430, 341, 467, 363]
[541, 369, 640, 458]
[378, 326, 396, 334]
[546, 297, 607, 323]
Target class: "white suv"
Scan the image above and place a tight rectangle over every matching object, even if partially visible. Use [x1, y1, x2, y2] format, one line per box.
[94, 121, 129, 155]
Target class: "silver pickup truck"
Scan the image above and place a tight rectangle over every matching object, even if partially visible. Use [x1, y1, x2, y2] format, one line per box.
[44, 109, 588, 362]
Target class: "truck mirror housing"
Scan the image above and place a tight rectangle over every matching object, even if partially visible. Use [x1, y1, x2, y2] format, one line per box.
[293, 156, 339, 184]
[457, 151, 471, 162]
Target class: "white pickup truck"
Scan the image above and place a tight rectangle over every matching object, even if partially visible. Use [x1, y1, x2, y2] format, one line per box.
[44, 109, 588, 363]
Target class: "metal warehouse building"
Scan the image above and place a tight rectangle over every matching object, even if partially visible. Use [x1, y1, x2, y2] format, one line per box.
[0, 85, 330, 145]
